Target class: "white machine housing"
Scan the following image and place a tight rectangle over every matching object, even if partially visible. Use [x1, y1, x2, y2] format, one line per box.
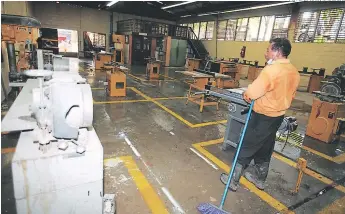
[1, 71, 106, 214]
[26, 70, 93, 153]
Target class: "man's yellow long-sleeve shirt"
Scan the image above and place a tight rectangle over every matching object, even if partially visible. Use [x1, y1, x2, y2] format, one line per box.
[245, 59, 300, 117]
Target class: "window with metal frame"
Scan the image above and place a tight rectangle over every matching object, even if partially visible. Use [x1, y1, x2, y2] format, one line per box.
[272, 15, 291, 39]
[205, 21, 214, 40]
[294, 11, 319, 42]
[337, 13, 345, 43]
[258, 16, 275, 41]
[193, 22, 200, 39]
[235, 18, 249, 41]
[187, 23, 193, 29]
[226, 19, 237, 41]
[295, 8, 344, 43]
[246, 17, 261, 41]
[217, 20, 227, 40]
[199, 22, 207, 40]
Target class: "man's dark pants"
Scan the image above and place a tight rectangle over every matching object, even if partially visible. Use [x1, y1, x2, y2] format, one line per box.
[238, 111, 284, 167]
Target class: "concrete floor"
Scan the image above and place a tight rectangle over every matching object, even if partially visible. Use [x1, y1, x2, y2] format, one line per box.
[1, 58, 345, 214]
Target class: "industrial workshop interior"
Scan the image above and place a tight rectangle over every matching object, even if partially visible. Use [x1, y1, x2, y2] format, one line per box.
[1, 0, 345, 214]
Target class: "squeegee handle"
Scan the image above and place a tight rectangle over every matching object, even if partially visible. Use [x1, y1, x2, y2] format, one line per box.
[219, 100, 254, 209]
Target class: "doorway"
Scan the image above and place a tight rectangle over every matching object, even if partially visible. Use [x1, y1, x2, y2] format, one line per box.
[132, 35, 151, 65]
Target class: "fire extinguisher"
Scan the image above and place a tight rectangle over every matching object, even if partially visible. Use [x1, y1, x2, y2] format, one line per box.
[240, 46, 246, 58]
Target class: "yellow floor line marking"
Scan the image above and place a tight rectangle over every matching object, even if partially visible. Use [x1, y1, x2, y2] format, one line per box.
[192, 120, 227, 128]
[118, 156, 169, 214]
[154, 97, 187, 100]
[333, 153, 345, 164]
[94, 99, 151, 104]
[192, 138, 345, 212]
[272, 153, 345, 193]
[92, 79, 225, 128]
[318, 196, 345, 214]
[192, 143, 292, 213]
[159, 74, 192, 85]
[130, 87, 195, 127]
[279, 135, 345, 164]
[93, 96, 187, 104]
[91, 88, 104, 90]
[195, 138, 224, 147]
[128, 73, 175, 82]
[1, 147, 15, 154]
[130, 87, 226, 128]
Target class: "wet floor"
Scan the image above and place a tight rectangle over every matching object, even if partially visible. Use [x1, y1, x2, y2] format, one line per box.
[1, 58, 345, 214]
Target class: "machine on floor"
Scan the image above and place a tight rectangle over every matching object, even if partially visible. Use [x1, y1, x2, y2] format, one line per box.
[145, 57, 162, 79]
[306, 64, 345, 143]
[103, 62, 128, 97]
[198, 86, 298, 149]
[1, 70, 114, 214]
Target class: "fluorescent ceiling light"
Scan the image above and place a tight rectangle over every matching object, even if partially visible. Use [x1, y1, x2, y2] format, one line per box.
[180, 15, 192, 18]
[106, 1, 119, 7]
[220, 2, 294, 14]
[156, 1, 164, 4]
[162, 1, 196, 10]
[198, 12, 218, 17]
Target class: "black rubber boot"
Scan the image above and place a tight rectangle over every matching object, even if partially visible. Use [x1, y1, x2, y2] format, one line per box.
[244, 162, 269, 190]
[220, 163, 244, 192]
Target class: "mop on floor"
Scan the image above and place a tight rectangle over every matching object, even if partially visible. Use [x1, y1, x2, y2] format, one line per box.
[197, 101, 254, 214]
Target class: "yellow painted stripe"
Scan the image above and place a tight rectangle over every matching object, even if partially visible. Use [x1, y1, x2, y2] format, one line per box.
[159, 74, 192, 85]
[192, 144, 292, 213]
[159, 74, 176, 80]
[94, 99, 151, 104]
[128, 73, 144, 81]
[278, 135, 345, 164]
[195, 138, 224, 147]
[154, 97, 187, 100]
[91, 88, 104, 90]
[193, 138, 345, 211]
[333, 153, 345, 164]
[93, 96, 186, 104]
[128, 74, 175, 82]
[272, 153, 345, 193]
[192, 120, 227, 128]
[119, 156, 169, 214]
[318, 196, 345, 214]
[1, 147, 15, 154]
[130, 87, 195, 127]
[92, 86, 227, 128]
[302, 145, 336, 163]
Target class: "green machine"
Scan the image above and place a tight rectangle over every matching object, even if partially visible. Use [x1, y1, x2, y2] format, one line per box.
[169, 39, 187, 67]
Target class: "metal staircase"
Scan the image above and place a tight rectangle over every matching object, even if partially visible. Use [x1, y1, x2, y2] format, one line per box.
[187, 27, 208, 61]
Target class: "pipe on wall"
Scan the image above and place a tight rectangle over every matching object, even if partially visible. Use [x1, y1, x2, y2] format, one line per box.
[110, 12, 114, 50]
[6, 42, 17, 74]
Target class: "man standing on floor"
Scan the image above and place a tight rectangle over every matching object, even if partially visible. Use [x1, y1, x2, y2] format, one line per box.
[220, 38, 300, 191]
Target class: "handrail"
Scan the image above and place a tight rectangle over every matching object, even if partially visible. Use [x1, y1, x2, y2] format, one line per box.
[187, 27, 198, 40]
